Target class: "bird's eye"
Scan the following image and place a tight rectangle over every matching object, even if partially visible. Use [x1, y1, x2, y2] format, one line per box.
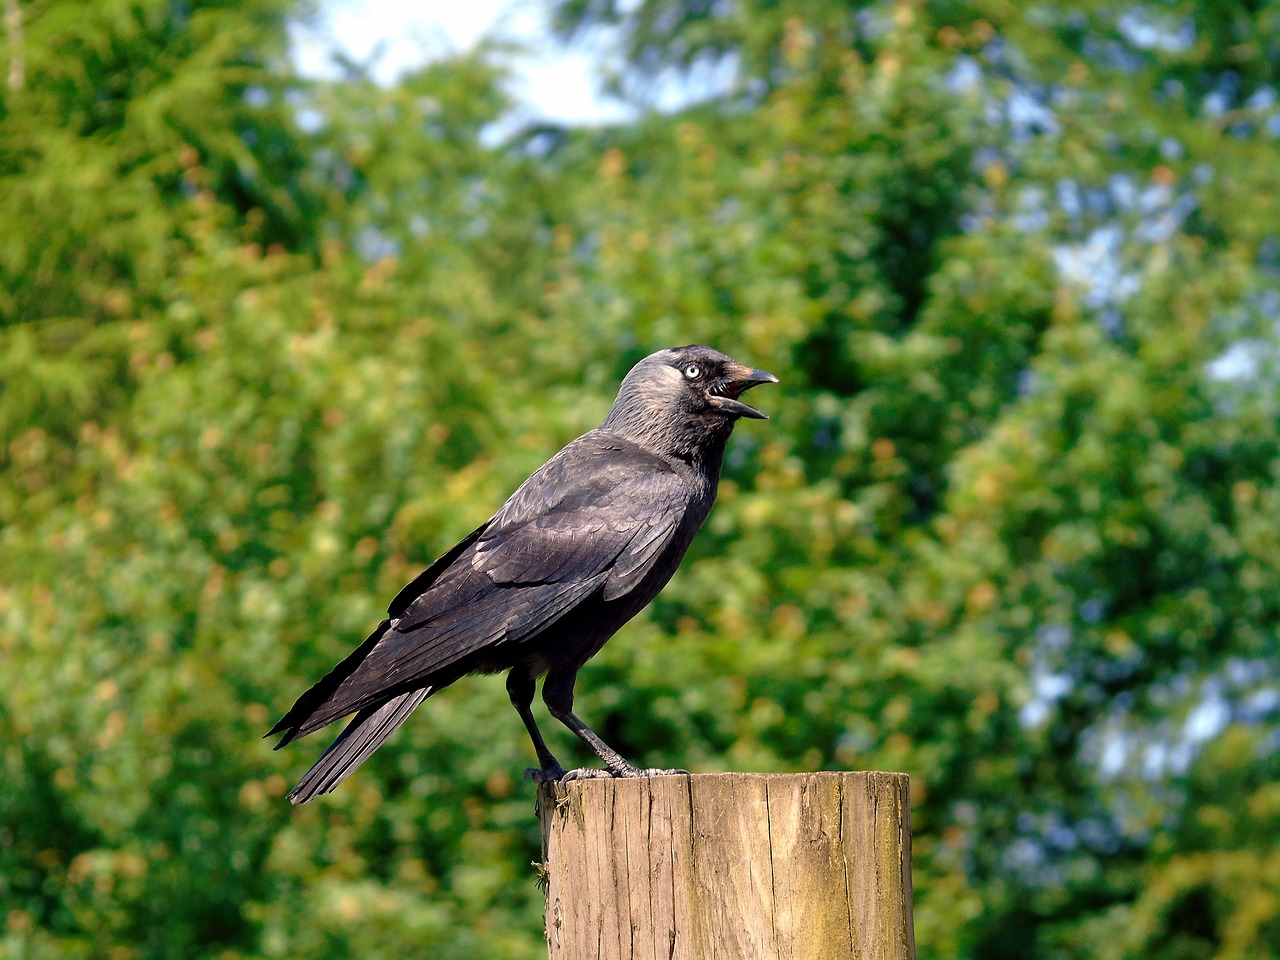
[682, 363, 702, 380]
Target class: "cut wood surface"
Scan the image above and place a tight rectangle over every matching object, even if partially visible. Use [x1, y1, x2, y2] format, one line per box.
[537, 771, 914, 960]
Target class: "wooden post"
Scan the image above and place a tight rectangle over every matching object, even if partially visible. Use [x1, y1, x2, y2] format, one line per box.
[536, 771, 915, 960]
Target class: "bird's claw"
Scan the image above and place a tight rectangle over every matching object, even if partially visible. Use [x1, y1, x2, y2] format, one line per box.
[605, 763, 691, 779]
[527, 765, 690, 783]
[559, 767, 616, 781]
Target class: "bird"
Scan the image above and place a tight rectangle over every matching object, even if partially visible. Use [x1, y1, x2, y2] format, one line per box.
[268, 345, 777, 803]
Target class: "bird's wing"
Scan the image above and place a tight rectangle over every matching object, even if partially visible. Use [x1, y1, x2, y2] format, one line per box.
[468, 441, 687, 596]
[387, 434, 690, 652]
[288, 434, 692, 733]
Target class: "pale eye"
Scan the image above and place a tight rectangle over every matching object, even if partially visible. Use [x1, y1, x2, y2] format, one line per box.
[683, 362, 702, 380]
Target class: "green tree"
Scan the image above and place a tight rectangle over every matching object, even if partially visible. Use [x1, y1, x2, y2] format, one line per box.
[3, 0, 1279, 958]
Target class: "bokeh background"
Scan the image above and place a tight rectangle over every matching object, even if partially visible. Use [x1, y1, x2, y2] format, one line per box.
[3, 0, 1280, 957]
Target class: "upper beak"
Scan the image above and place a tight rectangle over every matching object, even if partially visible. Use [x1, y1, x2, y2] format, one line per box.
[709, 364, 779, 420]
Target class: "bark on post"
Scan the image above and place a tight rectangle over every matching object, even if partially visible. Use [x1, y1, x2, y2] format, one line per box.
[536, 771, 915, 960]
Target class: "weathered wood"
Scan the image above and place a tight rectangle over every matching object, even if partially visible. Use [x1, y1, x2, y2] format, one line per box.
[537, 772, 914, 960]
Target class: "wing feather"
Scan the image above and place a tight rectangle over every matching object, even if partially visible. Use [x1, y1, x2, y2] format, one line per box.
[604, 512, 680, 601]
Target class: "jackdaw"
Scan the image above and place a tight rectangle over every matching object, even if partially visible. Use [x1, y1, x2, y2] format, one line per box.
[268, 345, 776, 802]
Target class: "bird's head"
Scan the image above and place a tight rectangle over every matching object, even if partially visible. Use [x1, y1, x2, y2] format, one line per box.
[602, 346, 778, 459]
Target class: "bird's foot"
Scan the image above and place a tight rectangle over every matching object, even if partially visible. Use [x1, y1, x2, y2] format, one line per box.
[527, 764, 690, 783]
[527, 764, 619, 783]
[558, 767, 617, 782]
[605, 762, 691, 778]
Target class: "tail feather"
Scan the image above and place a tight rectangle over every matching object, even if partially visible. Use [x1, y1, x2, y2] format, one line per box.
[287, 688, 432, 804]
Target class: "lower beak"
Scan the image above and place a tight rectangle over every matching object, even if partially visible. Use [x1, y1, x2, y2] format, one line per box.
[710, 366, 779, 420]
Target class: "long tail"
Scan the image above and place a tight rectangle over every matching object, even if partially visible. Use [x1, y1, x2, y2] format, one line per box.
[287, 687, 433, 803]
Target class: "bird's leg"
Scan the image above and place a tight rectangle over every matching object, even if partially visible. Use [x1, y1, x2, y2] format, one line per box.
[541, 671, 688, 780]
[507, 667, 569, 783]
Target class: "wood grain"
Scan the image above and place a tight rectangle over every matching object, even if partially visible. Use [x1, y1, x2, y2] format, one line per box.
[537, 772, 914, 960]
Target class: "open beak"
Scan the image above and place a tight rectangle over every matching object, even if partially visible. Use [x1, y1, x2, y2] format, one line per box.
[708, 364, 779, 420]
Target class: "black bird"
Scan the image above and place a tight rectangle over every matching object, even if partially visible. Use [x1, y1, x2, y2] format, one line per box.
[268, 345, 776, 802]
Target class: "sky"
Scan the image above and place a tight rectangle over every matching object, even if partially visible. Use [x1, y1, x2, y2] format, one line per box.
[290, 0, 636, 125]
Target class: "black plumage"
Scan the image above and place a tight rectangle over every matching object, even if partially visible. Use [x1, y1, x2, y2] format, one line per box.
[268, 345, 776, 802]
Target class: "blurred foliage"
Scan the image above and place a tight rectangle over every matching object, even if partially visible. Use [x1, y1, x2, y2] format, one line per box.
[2, 0, 1280, 958]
